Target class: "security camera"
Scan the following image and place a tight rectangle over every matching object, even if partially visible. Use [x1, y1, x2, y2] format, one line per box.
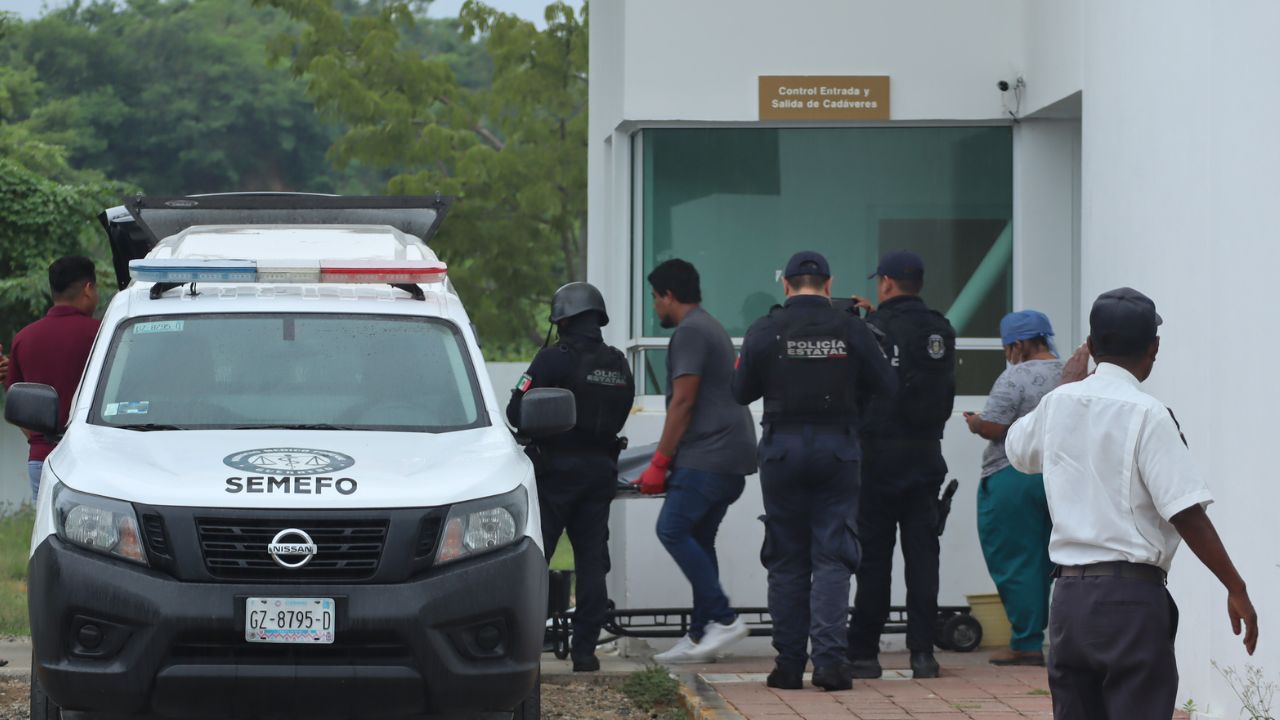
[997, 80, 1010, 92]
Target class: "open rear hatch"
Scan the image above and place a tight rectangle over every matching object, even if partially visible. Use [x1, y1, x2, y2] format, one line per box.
[99, 193, 454, 290]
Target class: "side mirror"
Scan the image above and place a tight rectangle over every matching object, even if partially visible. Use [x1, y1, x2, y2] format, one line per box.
[518, 388, 576, 438]
[5, 383, 60, 437]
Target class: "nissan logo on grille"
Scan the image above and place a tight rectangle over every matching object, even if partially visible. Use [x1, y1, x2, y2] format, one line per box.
[268, 528, 318, 569]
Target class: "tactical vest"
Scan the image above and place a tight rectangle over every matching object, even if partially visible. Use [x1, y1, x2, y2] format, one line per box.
[762, 304, 857, 424]
[869, 300, 956, 437]
[560, 340, 635, 445]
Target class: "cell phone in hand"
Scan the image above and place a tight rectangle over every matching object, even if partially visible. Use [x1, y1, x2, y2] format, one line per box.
[833, 298, 864, 317]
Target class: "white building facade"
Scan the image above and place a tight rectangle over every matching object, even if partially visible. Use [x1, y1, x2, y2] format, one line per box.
[589, 1, 1280, 716]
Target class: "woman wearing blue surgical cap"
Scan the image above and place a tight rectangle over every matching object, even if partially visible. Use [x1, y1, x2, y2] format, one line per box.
[963, 310, 1064, 667]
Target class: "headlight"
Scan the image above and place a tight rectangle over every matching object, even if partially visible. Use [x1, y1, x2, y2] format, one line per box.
[52, 483, 148, 565]
[435, 485, 528, 565]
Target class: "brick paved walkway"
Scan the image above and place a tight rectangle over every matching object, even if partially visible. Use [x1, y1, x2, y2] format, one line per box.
[689, 651, 1191, 720]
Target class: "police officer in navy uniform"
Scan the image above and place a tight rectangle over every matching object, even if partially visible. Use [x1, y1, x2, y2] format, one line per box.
[846, 250, 957, 680]
[732, 252, 897, 691]
[506, 282, 635, 672]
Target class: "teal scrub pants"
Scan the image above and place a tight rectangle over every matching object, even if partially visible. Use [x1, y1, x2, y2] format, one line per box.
[977, 464, 1054, 652]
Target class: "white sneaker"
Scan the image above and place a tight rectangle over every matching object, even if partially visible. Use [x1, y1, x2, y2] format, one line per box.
[694, 617, 749, 659]
[654, 635, 705, 664]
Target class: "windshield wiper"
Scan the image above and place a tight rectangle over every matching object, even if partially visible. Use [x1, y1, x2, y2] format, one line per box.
[232, 423, 357, 431]
[115, 423, 189, 432]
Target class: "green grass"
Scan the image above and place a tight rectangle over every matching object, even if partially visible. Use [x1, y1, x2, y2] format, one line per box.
[622, 665, 686, 719]
[548, 538, 574, 571]
[0, 507, 33, 637]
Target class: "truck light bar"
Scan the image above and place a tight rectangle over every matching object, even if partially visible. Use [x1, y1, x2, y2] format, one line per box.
[129, 258, 448, 286]
[318, 260, 448, 284]
[128, 259, 257, 284]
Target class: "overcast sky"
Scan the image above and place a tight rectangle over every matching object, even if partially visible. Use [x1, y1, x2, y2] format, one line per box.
[0, 0, 581, 26]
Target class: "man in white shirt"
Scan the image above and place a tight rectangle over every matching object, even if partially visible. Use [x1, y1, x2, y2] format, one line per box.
[1006, 287, 1257, 720]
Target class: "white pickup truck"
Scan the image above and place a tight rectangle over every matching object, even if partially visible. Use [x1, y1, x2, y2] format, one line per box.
[9, 194, 570, 720]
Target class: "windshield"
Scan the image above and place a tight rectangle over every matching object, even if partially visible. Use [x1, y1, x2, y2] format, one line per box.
[91, 313, 487, 432]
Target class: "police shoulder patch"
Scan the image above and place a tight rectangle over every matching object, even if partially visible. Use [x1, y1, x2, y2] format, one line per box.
[926, 334, 946, 360]
[515, 373, 533, 392]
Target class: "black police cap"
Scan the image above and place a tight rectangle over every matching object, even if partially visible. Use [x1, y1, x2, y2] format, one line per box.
[868, 250, 925, 281]
[784, 251, 831, 279]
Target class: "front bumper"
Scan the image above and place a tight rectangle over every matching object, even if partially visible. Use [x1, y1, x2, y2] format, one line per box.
[29, 536, 547, 719]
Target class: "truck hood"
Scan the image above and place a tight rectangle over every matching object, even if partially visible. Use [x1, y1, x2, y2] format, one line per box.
[45, 424, 531, 510]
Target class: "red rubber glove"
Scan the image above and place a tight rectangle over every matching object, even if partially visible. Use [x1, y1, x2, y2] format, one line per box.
[635, 451, 673, 495]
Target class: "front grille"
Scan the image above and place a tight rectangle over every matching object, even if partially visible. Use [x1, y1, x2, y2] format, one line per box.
[415, 513, 445, 559]
[142, 513, 171, 558]
[195, 517, 389, 581]
[170, 637, 412, 665]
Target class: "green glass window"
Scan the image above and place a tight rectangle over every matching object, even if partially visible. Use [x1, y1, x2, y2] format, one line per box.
[636, 126, 1013, 394]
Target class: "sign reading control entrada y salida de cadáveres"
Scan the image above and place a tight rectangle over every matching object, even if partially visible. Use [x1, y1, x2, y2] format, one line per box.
[759, 76, 890, 121]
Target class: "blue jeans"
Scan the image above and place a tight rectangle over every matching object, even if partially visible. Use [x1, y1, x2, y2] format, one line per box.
[28, 461, 42, 503]
[655, 467, 745, 640]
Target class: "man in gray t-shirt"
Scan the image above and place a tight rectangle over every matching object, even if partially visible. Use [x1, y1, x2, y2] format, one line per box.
[665, 307, 758, 475]
[635, 259, 757, 663]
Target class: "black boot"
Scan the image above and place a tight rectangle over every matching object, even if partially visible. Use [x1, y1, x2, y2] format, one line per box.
[847, 656, 882, 679]
[572, 655, 601, 672]
[766, 667, 804, 690]
[811, 663, 854, 692]
[910, 651, 940, 679]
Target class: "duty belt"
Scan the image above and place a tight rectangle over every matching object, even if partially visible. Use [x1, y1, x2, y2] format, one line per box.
[762, 422, 856, 443]
[1054, 561, 1167, 586]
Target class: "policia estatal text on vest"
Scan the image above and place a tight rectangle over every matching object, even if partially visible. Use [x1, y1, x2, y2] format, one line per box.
[732, 251, 897, 691]
[506, 282, 635, 673]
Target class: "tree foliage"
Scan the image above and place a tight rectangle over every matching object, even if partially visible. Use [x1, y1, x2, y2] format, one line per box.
[2, 0, 343, 194]
[0, 0, 574, 355]
[262, 0, 588, 351]
[0, 12, 131, 343]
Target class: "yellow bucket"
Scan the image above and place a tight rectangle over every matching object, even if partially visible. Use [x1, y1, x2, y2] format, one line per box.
[966, 593, 1013, 649]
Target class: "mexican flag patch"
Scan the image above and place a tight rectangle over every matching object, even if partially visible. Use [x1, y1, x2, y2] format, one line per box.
[515, 373, 533, 393]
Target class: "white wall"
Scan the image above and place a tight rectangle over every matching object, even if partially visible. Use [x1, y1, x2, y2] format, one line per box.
[1024, 1, 1279, 715]
[0, 424, 32, 511]
[586, 0, 627, 313]
[589, 0, 1036, 353]
[617, 0, 1025, 123]
[592, 2, 1280, 712]
[588, 0, 1054, 660]
[1013, 117, 1081, 342]
[485, 362, 527, 405]
[1021, 2, 1082, 116]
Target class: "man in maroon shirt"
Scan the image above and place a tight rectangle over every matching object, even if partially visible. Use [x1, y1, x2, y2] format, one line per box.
[5, 256, 101, 502]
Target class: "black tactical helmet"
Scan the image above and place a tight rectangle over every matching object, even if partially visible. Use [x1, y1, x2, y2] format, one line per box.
[550, 282, 609, 326]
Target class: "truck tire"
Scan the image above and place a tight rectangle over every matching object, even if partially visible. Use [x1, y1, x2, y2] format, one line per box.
[512, 671, 540, 720]
[31, 655, 62, 720]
